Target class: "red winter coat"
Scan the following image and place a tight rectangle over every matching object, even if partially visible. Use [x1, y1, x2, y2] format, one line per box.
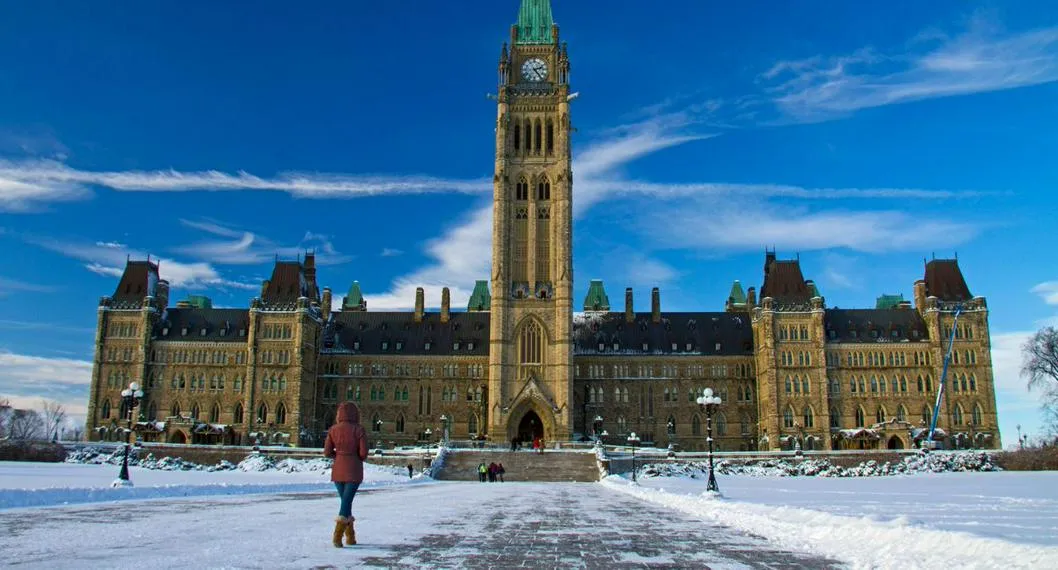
[324, 401, 368, 483]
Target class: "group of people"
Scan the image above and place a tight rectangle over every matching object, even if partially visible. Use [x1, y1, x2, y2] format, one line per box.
[509, 436, 546, 453]
[477, 462, 506, 482]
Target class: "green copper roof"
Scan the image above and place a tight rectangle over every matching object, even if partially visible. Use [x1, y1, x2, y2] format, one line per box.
[876, 293, 905, 310]
[810, 282, 822, 298]
[184, 295, 212, 309]
[583, 279, 611, 311]
[343, 281, 365, 311]
[728, 280, 746, 305]
[468, 280, 492, 311]
[516, 0, 554, 45]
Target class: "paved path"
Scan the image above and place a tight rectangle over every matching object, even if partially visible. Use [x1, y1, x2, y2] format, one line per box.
[0, 483, 841, 569]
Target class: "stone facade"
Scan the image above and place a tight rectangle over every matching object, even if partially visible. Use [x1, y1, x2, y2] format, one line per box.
[84, 1, 1001, 452]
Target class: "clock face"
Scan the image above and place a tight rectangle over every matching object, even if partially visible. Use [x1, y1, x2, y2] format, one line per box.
[521, 58, 548, 82]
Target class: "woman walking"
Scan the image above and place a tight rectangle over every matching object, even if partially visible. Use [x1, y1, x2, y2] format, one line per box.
[324, 401, 368, 548]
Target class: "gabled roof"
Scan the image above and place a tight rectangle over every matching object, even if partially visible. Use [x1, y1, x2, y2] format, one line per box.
[154, 308, 250, 343]
[325, 311, 491, 356]
[467, 280, 491, 312]
[262, 260, 319, 306]
[760, 258, 812, 303]
[824, 308, 929, 343]
[924, 259, 972, 302]
[573, 312, 754, 356]
[112, 260, 160, 305]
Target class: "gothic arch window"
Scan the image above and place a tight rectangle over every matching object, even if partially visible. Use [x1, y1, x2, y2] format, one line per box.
[802, 406, 814, 428]
[395, 414, 405, 433]
[468, 413, 478, 434]
[257, 403, 267, 423]
[785, 375, 792, 394]
[523, 119, 532, 153]
[897, 405, 907, 422]
[953, 404, 964, 425]
[802, 377, 810, 394]
[922, 405, 932, 425]
[210, 403, 220, 423]
[546, 119, 554, 154]
[969, 374, 977, 392]
[171, 402, 181, 418]
[900, 376, 908, 393]
[876, 406, 886, 424]
[534, 119, 542, 154]
[516, 177, 529, 201]
[372, 413, 382, 432]
[870, 376, 878, 393]
[513, 123, 521, 151]
[855, 406, 866, 427]
[829, 407, 840, 428]
[279, 375, 287, 392]
[692, 414, 702, 436]
[536, 177, 551, 201]
[147, 401, 157, 420]
[101, 400, 111, 419]
[925, 375, 933, 392]
[191, 403, 201, 420]
[276, 402, 287, 425]
[972, 403, 983, 425]
[519, 319, 544, 365]
[783, 406, 794, 428]
[233, 403, 244, 424]
[740, 414, 751, 435]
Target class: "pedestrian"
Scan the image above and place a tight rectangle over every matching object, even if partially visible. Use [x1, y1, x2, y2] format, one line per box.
[407, 463, 413, 479]
[478, 462, 487, 482]
[510, 437, 517, 452]
[323, 401, 368, 548]
[497, 463, 506, 482]
[488, 462, 497, 482]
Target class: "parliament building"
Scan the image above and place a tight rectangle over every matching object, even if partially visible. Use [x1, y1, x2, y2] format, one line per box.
[85, 1, 1001, 452]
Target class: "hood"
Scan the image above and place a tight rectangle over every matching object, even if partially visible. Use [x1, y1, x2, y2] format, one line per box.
[336, 401, 360, 424]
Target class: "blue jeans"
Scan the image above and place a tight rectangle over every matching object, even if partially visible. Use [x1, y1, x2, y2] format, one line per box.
[334, 481, 361, 518]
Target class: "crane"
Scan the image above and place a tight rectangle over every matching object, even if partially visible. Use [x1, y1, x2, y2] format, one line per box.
[923, 304, 962, 450]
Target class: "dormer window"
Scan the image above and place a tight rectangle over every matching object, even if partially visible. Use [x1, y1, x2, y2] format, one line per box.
[396, 341, 404, 351]
[200, 328, 207, 336]
[850, 330, 858, 338]
[671, 342, 677, 351]
[381, 341, 389, 351]
[870, 329, 879, 339]
[220, 328, 227, 337]
[468, 342, 475, 351]
[453, 342, 460, 351]
[912, 330, 920, 340]
[598, 342, 605, 352]
[239, 329, 246, 337]
[613, 342, 619, 351]
[181, 327, 188, 336]
[642, 342, 649, 351]
[353, 341, 360, 350]
[686, 343, 692, 351]
[162, 327, 169, 336]
[891, 329, 900, 338]
[425, 341, 432, 351]
[715, 342, 722, 351]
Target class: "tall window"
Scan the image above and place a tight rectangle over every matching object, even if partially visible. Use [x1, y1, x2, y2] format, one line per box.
[953, 404, 964, 425]
[692, 415, 702, 436]
[716, 413, 727, 436]
[257, 403, 267, 423]
[209, 404, 220, 423]
[802, 406, 814, 428]
[855, 407, 866, 427]
[395, 414, 405, 433]
[276, 403, 287, 425]
[519, 320, 543, 364]
[468, 414, 478, 434]
[233, 403, 243, 424]
[783, 406, 794, 428]
[972, 403, 982, 425]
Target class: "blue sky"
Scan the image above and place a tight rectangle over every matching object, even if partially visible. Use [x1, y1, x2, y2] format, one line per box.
[1, 1, 1056, 444]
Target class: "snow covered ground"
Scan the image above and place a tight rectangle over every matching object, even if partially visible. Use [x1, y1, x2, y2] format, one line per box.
[0, 459, 422, 510]
[603, 470, 1058, 569]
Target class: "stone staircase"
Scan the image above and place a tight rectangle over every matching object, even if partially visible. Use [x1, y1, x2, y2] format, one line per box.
[435, 450, 601, 482]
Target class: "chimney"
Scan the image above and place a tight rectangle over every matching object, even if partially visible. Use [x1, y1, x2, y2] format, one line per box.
[625, 288, 634, 323]
[156, 280, 170, 310]
[441, 287, 451, 323]
[747, 287, 757, 307]
[913, 280, 927, 313]
[260, 279, 270, 299]
[651, 287, 661, 323]
[414, 287, 425, 323]
[321, 287, 332, 315]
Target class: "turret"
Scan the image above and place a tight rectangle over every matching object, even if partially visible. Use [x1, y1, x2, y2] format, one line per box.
[321, 287, 333, 315]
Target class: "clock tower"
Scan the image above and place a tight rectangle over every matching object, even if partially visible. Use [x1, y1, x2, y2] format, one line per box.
[488, 0, 575, 442]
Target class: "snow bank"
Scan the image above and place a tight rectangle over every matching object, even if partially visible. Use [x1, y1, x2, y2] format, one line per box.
[601, 476, 1058, 570]
[639, 451, 1000, 479]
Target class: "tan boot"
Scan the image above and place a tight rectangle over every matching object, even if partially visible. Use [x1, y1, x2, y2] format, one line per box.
[344, 516, 356, 545]
[332, 517, 348, 548]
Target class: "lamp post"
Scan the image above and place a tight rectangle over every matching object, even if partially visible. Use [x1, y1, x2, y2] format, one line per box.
[440, 414, 450, 445]
[112, 381, 144, 488]
[627, 431, 640, 483]
[424, 427, 432, 443]
[696, 388, 722, 493]
[1017, 424, 1023, 450]
[593, 415, 603, 442]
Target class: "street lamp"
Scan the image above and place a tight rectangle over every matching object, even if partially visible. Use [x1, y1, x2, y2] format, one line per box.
[424, 427, 432, 443]
[111, 381, 144, 488]
[1017, 424, 1023, 449]
[627, 431, 640, 483]
[593, 415, 603, 442]
[696, 388, 722, 493]
[440, 414, 450, 444]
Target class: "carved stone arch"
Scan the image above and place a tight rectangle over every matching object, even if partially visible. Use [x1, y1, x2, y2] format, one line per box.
[505, 391, 556, 443]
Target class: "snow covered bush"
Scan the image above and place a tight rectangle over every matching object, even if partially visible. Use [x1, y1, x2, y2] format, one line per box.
[637, 451, 1001, 479]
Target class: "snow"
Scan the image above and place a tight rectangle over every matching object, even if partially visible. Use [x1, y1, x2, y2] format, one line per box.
[602, 471, 1058, 569]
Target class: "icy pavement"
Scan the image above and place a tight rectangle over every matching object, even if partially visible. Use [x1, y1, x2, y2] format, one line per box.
[0, 482, 839, 569]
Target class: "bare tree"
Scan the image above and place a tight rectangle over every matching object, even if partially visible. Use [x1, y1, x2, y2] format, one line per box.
[0, 398, 10, 439]
[7, 409, 44, 440]
[1022, 326, 1058, 436]
[39, 400, 67, 441]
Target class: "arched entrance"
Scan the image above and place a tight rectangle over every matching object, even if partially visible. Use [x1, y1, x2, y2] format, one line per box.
[516, 410, 544, 444]
[169, 430, 187, 444]
[887, 435, 904, 450]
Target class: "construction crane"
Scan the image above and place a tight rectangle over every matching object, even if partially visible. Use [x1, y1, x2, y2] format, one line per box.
[923, 304, 962, 450]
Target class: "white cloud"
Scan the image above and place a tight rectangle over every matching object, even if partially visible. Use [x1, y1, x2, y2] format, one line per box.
[0, 351, 92, 424]
[763, 20, 1058, 122]
[173, 218, 351, 266]
[380, 248, 404, 257]
[633, 200, 978, 254]
[0, 176, 89, 212]
[26, 236, 256, 291]
[0, 276, 56, 295]
[1031, 281, 1058, 306]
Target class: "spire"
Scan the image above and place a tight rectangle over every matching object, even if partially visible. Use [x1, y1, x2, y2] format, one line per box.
[342, 281, 366, 311]
[516, 0, 554, 45]
[582, 280, 610, 312]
